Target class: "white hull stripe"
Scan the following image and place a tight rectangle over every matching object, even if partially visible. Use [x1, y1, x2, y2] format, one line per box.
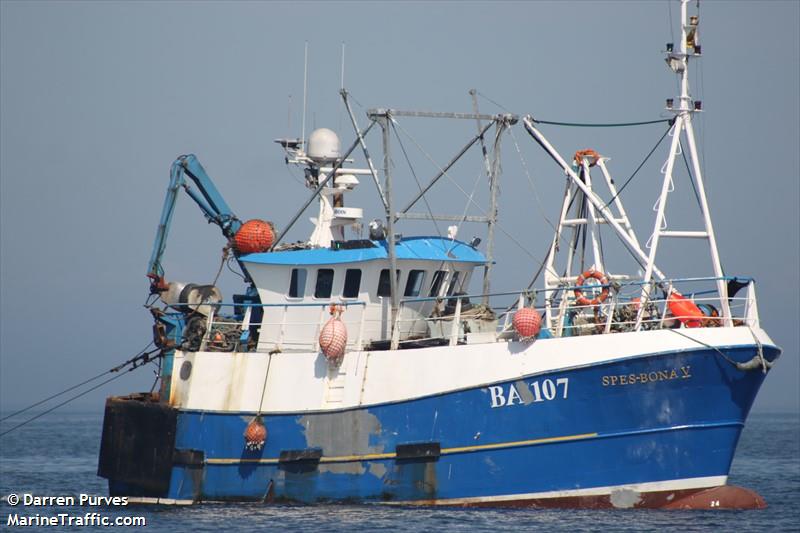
[380, 476, 728, 506]
[126, 497, 194, 505]
[170, 326, 777, 414]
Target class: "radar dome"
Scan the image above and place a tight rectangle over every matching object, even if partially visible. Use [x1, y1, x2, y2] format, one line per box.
[307, 128, 340, 161]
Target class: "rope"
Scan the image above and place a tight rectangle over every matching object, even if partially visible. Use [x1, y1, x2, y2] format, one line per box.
[529, 117, 671, 128]
[666, 328, 773, 372]
[0, 341, 156, 423]
[0, 369, 110, 422]
[211, 246, 230, 287]
[255, 354, 273, 417]
[0, 353, 156, 438]
[748, 326, 769, 374]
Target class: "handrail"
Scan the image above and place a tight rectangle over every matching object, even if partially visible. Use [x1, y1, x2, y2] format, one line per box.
[172, 275, 758, 354]
[399, 276, 753, 305]
[168, 300, 367, 309]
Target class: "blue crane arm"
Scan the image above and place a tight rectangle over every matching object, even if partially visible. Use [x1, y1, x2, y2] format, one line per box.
[147, 154, 242, 278]
[179, 155, 241, 237]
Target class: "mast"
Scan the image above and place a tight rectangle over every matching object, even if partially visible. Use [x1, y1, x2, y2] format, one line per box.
[469, 90, 494, 304]
[376, 111, 400, 325]
[637, 0, 731, 327]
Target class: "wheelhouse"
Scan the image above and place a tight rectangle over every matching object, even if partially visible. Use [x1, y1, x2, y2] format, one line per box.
[241, 236, 487, 352]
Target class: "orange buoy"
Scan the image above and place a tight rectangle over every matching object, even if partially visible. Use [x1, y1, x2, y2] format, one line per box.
[244, 416, 267, 451]
[574, 269, 610, 307]
[667, 292, 704, 328]
[319, 306, 347, 360]
[513, 307, 542, 339]
[233, 219, 274, 254]
[573, 149, 601, 167]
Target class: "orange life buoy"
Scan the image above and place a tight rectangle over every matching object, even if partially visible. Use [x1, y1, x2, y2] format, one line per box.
[573, 149, 601, 167]
[574, 269, 610, 307]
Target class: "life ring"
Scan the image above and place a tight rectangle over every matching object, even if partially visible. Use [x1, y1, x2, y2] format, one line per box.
[573, 149, 601, 167]
[574, 269, 610, 307]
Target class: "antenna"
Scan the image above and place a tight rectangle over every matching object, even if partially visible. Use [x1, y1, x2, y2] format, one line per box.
[286, 94, 292, 140]
[340, 42, 346, 90]
[301, 42, 308, 149]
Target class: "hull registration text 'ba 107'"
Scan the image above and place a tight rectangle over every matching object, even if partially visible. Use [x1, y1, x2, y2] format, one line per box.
[487, 378, 569, 408]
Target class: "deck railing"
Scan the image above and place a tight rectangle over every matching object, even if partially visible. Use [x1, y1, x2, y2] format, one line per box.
[168, 276, 759, 353]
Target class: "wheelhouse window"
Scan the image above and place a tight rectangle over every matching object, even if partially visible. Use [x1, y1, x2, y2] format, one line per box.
[377, 269, 400, 297]
[428, 270, 447, 297]
[342, 269, 362, 298]
[404, 270, 426, 297]
[314, 269, 335, 299]
[447, 271, 462, 295]
[288, 268, 307, 298]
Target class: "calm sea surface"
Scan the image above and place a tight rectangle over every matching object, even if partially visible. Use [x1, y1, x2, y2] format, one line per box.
[1, 410, 798, 532]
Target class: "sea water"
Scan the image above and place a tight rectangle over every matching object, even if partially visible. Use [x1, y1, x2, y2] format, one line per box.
[1, 411, 797, 532]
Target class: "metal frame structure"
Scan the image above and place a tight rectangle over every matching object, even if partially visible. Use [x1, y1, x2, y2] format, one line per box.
[637, 0, 731, 327]
[522, 0, 731, 331]
[276, 92, 518, 338]
[357, 106, 517, 327]
[537, 150, 647, 334]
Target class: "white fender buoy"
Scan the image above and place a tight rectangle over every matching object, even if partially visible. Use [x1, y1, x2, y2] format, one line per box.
[319, 305, 348, 360]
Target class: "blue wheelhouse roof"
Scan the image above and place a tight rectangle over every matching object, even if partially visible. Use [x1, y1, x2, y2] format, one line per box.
[240, 236, 487, 266]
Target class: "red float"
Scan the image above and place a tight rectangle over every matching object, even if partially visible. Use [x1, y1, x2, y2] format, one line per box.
[244, 416, 267, 451]
[513, 307, 542, 339]
[233, 219, 274, 254]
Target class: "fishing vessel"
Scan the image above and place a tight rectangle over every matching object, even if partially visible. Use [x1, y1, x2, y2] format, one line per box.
[98, 1, 780, 509]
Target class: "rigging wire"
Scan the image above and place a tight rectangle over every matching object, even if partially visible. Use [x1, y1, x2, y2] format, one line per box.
[0, 341, 155, 423]
[0, 371, 134, 438]
[284, 164, 307, 188]
[448, 167, 485, 254]
[681, 141, 704, 210]
[508, 127, 558, 233]
[475, 90, 513, 114]
[0, 369, 111, 423]
[602, 124, 673, 210]
[390, 121, 443, 238]
[529, 117, 671, 128]
[697, 40, 708, 190]
[390, 118, 557, 275]
[0, 345, 161, 437]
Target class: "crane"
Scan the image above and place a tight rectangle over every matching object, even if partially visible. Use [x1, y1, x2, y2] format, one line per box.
[147, 154, 242, 291]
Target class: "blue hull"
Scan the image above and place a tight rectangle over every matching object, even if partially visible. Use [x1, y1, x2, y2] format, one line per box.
[105, 344, 778, 504]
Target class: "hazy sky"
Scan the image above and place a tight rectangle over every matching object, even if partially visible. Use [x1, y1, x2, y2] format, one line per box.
[1, 1, 798, 413]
